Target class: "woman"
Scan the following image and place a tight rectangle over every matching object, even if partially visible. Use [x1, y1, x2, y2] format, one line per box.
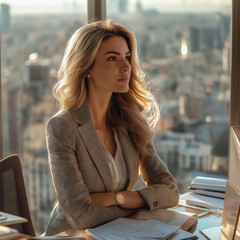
[45, 19, 179, 236]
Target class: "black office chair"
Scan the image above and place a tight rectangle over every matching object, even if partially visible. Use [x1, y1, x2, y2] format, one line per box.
[0, 154, 35, 236]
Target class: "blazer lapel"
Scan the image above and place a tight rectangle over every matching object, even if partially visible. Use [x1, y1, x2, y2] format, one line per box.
[71, 104, 114, 192]
[117, 129, 139, 190]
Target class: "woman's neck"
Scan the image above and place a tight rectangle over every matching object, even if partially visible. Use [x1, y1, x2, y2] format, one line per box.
[87, 92, 111, 129]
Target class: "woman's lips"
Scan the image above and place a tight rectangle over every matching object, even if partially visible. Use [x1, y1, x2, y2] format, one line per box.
[117, 77, 129, 81]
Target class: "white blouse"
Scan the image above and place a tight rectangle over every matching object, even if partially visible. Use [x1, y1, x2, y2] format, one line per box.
[101, 130, 128, 192]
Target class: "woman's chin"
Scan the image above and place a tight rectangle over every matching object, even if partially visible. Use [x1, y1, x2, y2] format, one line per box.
[114, 86, 129, 93]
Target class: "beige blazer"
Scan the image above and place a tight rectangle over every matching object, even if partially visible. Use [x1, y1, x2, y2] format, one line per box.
[45, 103, 179, 236]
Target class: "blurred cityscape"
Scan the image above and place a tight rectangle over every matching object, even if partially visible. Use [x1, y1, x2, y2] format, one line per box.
[1, 0, 230, 234]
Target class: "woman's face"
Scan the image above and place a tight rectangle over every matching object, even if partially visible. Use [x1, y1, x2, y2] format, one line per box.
[88, 36, 131, 95]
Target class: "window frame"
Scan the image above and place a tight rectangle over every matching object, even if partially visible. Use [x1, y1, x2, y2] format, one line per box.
[87, 0, 106, 23]
[230, 0, 240, 128]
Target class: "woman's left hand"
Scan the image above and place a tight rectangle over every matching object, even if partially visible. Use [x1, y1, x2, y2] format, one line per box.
[129, 209, 143, 219]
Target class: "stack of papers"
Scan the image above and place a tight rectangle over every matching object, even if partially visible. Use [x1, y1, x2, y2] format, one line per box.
[178, 176, 226, 214]
[86, 218, 197, 240]
[179, 192, 224, 213]
[87, 218, 179, 239]
[188, 177, 227, 199]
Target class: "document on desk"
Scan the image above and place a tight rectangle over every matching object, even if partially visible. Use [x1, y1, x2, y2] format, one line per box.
[179, 192, 224, 211]
[137, 208, 198, 233]
[171, 229, 199, 240]
[87, 215, 198, 240]
[86, 218, 180, 240]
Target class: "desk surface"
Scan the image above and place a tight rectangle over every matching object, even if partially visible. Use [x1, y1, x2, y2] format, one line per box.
[57, 206, 223, 240]
[173, 206, 223, 239]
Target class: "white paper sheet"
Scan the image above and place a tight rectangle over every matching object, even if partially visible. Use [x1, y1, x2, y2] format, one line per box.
[170, 229, 198, 240]
[179, 192, 224, 211]
[86, 218, 180, 240]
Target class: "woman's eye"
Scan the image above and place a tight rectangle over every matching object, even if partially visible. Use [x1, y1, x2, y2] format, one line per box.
[125, 56, 131, 62]
[108, 56, 116, 61]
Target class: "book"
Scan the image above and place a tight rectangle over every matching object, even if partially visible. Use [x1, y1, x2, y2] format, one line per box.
[86, 209, 198, 240]
[32, 237, 85, 240]
[0, 225, 30, 240]
[0, 211, 28, 226]
[188, 188, 225, 199]
[189, 176, 227, 193]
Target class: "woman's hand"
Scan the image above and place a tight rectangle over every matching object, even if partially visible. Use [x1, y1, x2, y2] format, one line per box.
[129, 209, 143, 219]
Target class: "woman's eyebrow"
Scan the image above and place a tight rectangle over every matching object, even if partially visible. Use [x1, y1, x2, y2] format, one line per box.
[104, 51, 130, 55]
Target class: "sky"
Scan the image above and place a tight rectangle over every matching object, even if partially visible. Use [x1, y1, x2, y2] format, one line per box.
[0, 0, 231, 14]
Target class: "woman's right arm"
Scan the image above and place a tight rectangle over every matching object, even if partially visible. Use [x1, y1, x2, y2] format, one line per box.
[46, 115, 136, 230]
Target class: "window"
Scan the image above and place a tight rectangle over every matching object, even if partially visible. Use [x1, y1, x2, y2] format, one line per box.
[0, 0, 87, 233]
[107, 0, 231, 192]
[1, 0, 239, 234]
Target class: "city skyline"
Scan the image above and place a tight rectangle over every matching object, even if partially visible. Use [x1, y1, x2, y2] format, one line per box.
[0, 0, 231, 14]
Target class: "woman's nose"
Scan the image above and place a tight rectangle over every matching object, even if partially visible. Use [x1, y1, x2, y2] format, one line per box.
[121, 59, 130, 72]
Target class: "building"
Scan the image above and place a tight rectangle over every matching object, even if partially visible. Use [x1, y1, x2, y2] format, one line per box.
[154, 131, 212, 176]
[189, 27, 218, 52]
[119, 0, 128, 13]
[216, 13, 231, 49]
[179, 95, 204, 121]
[222, 41, 231, 74]
[1, 84, 22, 155]
[28, 61, 50, 103]
[0, 3, 10, 37]
[23, 95, 56, 233]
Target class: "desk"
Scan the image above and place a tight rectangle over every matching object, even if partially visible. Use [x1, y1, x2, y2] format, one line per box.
[57, 206, 223, 240]
[172, 206, 223, 240]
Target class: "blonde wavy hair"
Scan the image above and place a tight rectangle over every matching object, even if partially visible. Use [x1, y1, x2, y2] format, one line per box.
[54, 19, 159, 159]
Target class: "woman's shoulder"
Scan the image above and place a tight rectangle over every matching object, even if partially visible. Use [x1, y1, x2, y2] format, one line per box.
[51, 109, 72, 119]
[46, 109, 76, 130]
[45, 110, 78, 146]
[48, 109, 72, 122]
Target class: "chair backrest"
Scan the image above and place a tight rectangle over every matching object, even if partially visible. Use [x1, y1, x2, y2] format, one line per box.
[0, 154, 36, 236]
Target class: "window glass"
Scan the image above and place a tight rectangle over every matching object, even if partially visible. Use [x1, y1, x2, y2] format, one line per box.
[107, 0, 231, 193]
[1, 0, 87, 233]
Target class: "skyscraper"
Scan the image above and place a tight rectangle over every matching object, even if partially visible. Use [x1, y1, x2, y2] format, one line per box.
[189, 27, 199, 52]
[216, 13, 231, 49]
[119, 0, 128, 13]
[0, 3, 10, 40]
[28, 62, 50, 102]
[136, 0, 143, 13]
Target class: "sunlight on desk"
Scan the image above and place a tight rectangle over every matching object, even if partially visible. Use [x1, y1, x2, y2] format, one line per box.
[172, 206, 223, 240]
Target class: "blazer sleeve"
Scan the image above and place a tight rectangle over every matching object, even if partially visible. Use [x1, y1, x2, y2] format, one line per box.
[137, 142, 179, 211]
[46, 115, 136, 230]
